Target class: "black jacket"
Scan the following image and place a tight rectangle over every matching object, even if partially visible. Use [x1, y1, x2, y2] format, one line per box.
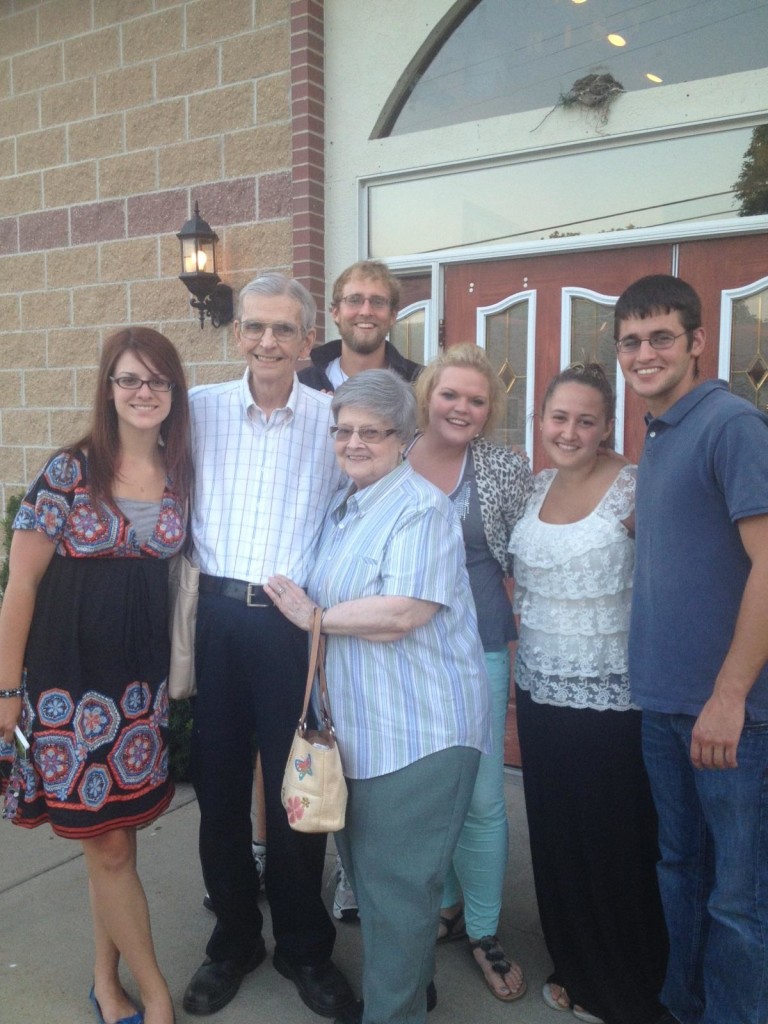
[298, 339, 422, 392]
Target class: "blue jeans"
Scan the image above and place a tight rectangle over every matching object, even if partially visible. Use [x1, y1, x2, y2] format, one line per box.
[642, 711, 768, 1024]
[441, 648, 509, 938]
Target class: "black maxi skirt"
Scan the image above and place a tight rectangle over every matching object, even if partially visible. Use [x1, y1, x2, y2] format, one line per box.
[516, 685, 668, 1024]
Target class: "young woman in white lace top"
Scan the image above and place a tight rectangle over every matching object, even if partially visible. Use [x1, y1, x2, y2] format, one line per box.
[508, 364, 667, 1024]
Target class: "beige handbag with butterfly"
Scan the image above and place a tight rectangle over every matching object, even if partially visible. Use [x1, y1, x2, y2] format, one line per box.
[281, 606, 347, 833]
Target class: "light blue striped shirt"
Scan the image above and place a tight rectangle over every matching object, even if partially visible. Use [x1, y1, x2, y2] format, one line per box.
[307, 461, 492, 779]
[189, 371, 345, 585]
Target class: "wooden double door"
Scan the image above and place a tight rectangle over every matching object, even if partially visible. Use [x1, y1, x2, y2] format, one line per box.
[398, 231, 768, 764]
[442, 233, 767, 464]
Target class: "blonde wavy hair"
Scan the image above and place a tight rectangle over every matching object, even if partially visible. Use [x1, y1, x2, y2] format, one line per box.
[414, 343, 505, 436]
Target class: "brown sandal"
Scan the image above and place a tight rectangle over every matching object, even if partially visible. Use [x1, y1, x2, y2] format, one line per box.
[469, 935, 527, 1002]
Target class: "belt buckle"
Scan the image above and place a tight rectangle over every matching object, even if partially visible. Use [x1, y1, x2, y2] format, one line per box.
[246, 583, 267, 608]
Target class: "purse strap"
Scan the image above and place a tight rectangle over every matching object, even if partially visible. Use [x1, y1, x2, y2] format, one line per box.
[297, 607, 334, 735]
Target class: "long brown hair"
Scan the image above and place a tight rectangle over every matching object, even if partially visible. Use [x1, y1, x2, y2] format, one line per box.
[71, 327, 192, 503]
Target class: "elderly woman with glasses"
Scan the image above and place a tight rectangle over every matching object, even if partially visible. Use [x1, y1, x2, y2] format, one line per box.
[266, 369, 491, 1024]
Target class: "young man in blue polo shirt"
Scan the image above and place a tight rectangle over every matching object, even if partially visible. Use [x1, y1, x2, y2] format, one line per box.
[615, 274, 768, 1024]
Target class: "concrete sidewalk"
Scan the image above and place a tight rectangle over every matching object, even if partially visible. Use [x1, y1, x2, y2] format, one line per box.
[0, 771, 561, 1024]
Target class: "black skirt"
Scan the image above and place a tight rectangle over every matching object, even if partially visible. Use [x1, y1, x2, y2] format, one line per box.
[516, 685, 668, 1024]
[6, 555, 173, 838]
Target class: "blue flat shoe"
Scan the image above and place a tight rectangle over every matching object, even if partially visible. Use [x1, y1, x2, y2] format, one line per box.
[89, 985, 144, 1024]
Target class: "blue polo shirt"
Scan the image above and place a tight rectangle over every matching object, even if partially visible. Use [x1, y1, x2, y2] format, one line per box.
[629, 380, 768, 719]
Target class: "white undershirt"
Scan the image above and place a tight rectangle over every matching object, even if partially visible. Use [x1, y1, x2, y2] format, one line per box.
[325, 357, 348, 390]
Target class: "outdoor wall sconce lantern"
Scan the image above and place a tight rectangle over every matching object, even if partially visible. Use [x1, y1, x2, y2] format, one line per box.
[177, 201, 234, 328]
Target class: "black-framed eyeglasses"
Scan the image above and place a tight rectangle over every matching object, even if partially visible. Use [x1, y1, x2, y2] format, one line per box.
[110, 375, 174, 392]
[339, 294, 392, 310]
[237, 320, 300, 342]
[614, 330, 688, 354]
[329, 426, 397, 443]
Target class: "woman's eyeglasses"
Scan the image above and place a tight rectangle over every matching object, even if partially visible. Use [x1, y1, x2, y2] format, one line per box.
[329, 426, 397, 443]
[110, 375, 174, 392]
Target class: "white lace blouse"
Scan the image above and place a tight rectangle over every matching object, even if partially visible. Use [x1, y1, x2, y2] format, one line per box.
[508, 464, 637, 711]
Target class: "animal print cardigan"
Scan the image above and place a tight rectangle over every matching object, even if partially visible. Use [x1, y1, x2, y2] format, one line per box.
[469, 435, 532, 575]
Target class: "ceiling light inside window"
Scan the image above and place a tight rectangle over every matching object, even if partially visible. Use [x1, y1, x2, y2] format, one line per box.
[607, 33, 627, 46]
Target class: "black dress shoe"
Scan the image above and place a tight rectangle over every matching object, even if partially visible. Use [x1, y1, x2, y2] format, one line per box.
[273, 951, 355, 1017]
[183, 945, 266, 1016]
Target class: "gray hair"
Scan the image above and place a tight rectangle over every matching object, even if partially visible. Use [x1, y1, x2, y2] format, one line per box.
[331, 369, 417, 443]
[238, 273, 317, 334]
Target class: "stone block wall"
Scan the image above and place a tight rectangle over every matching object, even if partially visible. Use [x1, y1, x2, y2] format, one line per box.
[0, 0, 325, 516]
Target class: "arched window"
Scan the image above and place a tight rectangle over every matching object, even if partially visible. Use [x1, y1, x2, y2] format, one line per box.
[379, 0, 768, 138]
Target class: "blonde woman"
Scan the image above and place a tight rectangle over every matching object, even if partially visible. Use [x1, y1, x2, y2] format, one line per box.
[409, 344, 532, 1002]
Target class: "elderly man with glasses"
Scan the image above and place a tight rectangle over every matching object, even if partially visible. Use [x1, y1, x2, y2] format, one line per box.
[182, 274, 354, 1020]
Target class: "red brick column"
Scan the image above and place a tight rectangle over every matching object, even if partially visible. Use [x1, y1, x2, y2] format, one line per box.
[291, 0, 326, 341]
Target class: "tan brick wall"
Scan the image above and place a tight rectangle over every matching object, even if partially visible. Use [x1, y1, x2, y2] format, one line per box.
[0, 0, 302, 516]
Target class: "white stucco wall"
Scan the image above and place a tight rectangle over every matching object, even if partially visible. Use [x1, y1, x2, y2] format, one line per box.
[323, 0, 768, 329]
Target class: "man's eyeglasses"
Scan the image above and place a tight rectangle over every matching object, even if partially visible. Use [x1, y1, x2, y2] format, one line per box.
[339, 294, 392, 310]
[238, 320, 300, 342]
[615, 330, 688, 354]
[329, 426, 397, 443]
[110, 375, 174, 392]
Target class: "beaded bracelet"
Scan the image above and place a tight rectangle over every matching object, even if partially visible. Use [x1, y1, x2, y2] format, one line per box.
[0, 687, 23, 698]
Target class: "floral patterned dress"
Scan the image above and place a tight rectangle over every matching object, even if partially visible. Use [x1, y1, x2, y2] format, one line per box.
[1, 449, 185, 838]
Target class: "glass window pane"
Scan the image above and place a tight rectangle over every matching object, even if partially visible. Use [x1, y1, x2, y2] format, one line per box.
[368, 124, 759, 257]
[390, 0, 768, 135]
[730, 287, 768, 411]
[391, 305, 426, 365]
[570, 296, 617, 393]
[483, 301, 529, 449]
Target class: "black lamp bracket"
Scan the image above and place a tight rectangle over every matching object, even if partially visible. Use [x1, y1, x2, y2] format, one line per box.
[188, 282, 234, 329]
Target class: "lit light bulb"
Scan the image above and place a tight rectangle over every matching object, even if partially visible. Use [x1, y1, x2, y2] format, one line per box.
[646, 73, 663, 84]
[607, 33, 626, 46]
[184, 250, 208, 273]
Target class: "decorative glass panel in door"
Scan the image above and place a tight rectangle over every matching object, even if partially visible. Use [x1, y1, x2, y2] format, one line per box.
[565, 288, 625, 451]
[476, 292, 535, 456]
[391, 301, 428, 366]
[720, 276, 768, 412]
